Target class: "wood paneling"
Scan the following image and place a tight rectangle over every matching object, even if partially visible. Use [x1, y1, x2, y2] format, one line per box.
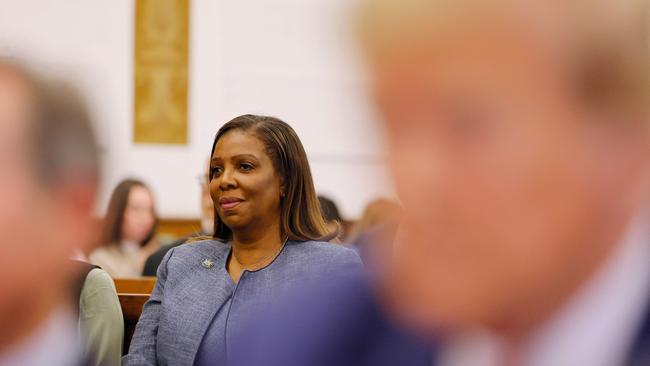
[158, 217, 201, 239]
[114, 277, 156, 294]
[119, 293, 150, 354]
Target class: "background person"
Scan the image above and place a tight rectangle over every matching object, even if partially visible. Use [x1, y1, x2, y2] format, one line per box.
[90, 179, 159, 278]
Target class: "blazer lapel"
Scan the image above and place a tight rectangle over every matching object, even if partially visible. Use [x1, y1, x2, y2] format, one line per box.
[170, 242, 234, 365]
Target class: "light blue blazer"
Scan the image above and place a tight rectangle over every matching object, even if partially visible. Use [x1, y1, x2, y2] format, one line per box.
[122, 239, 361, 366]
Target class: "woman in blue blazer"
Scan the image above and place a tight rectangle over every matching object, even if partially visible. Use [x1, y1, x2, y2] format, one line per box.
[123, 115, 361, 366]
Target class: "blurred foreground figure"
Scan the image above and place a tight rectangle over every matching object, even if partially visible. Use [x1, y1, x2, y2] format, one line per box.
[0, 61, 101, 365]
[235, 1, 650, 365]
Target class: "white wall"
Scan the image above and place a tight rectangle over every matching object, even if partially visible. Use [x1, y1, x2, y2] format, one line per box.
[0, 0, 393, 219]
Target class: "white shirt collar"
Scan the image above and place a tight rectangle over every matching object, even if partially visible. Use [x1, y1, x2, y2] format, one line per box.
[439, 210, 650, 366]
[0, 307, 82, 366]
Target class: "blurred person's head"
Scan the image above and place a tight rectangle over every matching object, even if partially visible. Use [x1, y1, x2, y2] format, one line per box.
[101, 179, 157, 247]
[347, 198, 402, 244]
[200, 172, 215, 235]
[209, 114, 336, 242]
[318, 195, 342, 223]
[357, 0, 650, 338]
[0, 60, 100, 349]
[318, 195, 343, 239]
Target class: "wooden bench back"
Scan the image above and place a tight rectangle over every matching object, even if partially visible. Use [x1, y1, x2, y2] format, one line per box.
[118, 293, 150, 355]
[114, 277, 156, 294]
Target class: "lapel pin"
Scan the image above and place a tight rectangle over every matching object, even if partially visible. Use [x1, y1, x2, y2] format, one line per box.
[201, 258, 214, 269]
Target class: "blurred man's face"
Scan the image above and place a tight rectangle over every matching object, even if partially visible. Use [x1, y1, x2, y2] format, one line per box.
[371, 25, 650, 335]
[0, 70, 49, 306]
[0, 68, 97, 348]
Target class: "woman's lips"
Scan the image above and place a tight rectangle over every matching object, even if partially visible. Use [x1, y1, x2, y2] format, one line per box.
[220, 201, 240, 211]
[219, 197, 243, 211]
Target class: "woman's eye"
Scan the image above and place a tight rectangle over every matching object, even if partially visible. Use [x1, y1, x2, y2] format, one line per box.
[210, 166, 223, 178]
[239, 163, 254, 171]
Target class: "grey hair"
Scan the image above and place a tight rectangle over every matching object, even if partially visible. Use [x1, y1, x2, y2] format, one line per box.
[356, 0, 650, 111]
[0, 59, 100, 187]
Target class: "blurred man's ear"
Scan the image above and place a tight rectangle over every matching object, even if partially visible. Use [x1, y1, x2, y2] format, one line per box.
[587, 111, 650, 157]
[583, 114, 650, 211]
[54, 176, 101, 256]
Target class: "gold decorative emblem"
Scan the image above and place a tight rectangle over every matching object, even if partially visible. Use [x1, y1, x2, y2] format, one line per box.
[134, 0, 190, 144]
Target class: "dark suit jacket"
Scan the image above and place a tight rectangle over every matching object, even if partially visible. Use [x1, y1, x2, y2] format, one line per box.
[233, 274, 650, 366]
[141, 243, 176, 277]
[141, 232, 209, 276]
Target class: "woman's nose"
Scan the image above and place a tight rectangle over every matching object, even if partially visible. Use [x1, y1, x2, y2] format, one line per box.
[219, 168, 237, 190]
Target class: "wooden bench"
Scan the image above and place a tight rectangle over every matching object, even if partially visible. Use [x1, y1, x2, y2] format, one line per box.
[114, 277, 156, 294]
[114, 278, 157, 354]
[119, 293, 151, 355]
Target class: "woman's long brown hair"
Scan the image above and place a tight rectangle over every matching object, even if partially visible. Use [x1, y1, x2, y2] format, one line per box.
[209, 115, 336, 242]
[100, 179, 158, 247]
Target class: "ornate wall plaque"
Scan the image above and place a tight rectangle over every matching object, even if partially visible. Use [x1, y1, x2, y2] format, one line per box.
[134, 0, 189, 144]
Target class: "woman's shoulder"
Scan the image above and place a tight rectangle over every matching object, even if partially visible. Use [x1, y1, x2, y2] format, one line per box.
[279, 241, 362, 279]
[285, 240, 361, 264]
[168, 238, 230, 259]
[156, 239, 230, 278]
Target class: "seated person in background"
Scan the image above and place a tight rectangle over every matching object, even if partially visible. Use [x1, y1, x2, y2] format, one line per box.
[142, 172, 214, 276]
[71, 257, 124, 366]
[346, 198, 402, 253]
[232, 0, 650, 365]
[123, 114, 361, 366]
[318, 195, 345, 241]
[90, 179, 159, 278]
[0, 60, 101, 366]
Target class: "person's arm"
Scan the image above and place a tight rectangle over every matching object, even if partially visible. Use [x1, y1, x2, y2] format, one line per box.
[122, 248, 175, 366]
[79, 268, 124, 366]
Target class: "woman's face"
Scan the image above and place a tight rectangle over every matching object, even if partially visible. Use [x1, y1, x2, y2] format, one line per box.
[209, 130, 282, 234]
[121, 185, 156, 243]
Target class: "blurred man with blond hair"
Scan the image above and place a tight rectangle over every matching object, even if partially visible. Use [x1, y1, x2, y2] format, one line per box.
[234, 1, 650, 365]
[0, 60, 102, 365]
